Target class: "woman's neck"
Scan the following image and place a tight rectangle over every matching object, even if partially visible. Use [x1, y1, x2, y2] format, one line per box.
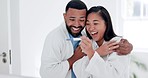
[96, 39, 104, 46]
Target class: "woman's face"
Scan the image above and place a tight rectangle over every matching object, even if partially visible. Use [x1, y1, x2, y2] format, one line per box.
[86, 12, 106, 42]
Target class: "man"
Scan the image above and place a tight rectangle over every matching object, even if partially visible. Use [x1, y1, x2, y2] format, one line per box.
[40, 0, 133, 78]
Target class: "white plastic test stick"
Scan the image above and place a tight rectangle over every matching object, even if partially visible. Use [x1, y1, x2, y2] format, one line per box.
[66, 38, 81, 41]
[73, 38, 81, 41]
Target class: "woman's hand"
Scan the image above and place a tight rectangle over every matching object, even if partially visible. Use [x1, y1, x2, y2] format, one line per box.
[80, 36, 95, 59]
[95, 40, 119, 57]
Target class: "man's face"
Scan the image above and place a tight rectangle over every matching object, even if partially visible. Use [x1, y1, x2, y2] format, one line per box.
[63, 8, 86, 37]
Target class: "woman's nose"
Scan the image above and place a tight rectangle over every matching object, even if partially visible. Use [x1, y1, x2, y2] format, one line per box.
[89, 25, 95, 31]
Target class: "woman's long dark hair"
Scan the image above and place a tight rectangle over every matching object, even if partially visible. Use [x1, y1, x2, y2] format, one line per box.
[86, 6, 117, 41]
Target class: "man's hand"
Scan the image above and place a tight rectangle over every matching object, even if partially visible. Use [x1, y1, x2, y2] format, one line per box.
[68, 46, 86, 70]
[72, 46, 86, 61]
[115, 39, 133, 55]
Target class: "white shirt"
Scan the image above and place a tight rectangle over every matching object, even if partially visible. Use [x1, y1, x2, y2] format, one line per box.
[40, 23, 73, 78]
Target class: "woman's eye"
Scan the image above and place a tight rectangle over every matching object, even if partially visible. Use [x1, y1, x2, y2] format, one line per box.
[94, 23, 98, 25]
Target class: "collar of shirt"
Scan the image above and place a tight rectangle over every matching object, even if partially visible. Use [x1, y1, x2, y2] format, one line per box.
[68, 34, 81, 50]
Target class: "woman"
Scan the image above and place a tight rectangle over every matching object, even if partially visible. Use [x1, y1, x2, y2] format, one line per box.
[74, 6, 130, 78]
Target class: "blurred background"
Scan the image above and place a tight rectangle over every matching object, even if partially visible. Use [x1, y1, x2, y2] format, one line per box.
[0, 0, 148, 78]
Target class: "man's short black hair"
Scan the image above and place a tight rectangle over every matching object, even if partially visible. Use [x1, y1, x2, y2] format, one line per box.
[65, 0, 87, 12]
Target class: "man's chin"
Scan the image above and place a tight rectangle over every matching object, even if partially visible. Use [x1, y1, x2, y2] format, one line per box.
[71, 33, 81, 37]
[70, 30, 81, 36]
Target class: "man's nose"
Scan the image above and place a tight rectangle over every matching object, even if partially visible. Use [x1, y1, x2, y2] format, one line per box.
[74, 21, 80, 27]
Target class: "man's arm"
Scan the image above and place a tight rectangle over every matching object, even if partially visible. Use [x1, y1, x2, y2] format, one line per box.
[40, 35, 70, 78]
[115, 39, 133, 55]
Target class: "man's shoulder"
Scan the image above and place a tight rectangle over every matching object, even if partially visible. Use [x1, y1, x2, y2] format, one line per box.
[46, 29, 62, 39]
[49, 23, 66, 35]
[46, 25, 67, 41]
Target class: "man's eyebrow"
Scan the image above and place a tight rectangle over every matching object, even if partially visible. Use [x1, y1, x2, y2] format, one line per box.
[80, 16, 85, 18]
[69, 17, 75, 18]
[69, 17, 76, 19]
[69, 16, 85, 19]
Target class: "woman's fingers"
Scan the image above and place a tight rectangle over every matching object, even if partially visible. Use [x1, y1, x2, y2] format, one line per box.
[80, 36, 93, 55]
[80, 36, 92, 47]
[81, 36, 91, 44]
[107, 40, 119, 50]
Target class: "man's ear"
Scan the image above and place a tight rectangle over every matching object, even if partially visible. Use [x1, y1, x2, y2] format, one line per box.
[63, 13, 66, 20]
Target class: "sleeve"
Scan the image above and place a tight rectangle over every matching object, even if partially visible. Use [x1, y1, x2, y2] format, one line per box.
[85, 51, 130, 78]
[73, 56, 91, 78]
[40, 34, 69, 78]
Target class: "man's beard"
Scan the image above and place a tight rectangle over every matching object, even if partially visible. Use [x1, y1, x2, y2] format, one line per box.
[66, 24, 84, 37]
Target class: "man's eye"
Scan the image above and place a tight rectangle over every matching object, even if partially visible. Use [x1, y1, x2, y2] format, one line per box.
[80, 20, 85, 22]
[86, 23, 90, 26]
[70, 19, 75, 21]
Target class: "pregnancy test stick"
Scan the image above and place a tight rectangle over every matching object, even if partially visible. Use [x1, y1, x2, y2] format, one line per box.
[110, 36, 122, 43]
[66, 38, 81, 41]
[73, 38, 81, 41]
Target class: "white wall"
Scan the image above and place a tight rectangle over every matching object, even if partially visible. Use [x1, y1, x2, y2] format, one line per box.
[19, 0, 69, 77]
[84, 0, 121, 35]
[0, 74, 37, 78]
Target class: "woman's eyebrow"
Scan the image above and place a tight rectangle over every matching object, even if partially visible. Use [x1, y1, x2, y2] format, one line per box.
[93, 20, 99, 22]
